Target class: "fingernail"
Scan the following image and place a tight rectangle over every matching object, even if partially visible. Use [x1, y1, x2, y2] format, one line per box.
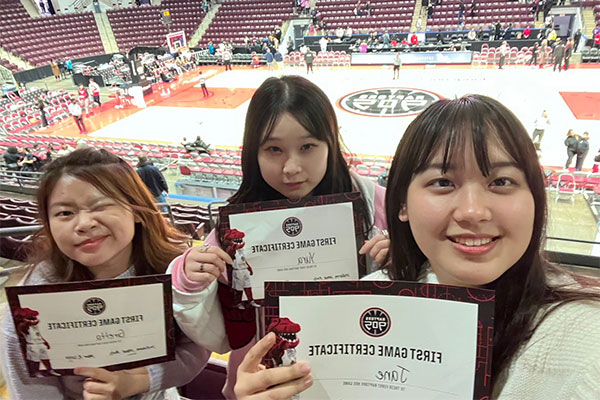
[303, 375, 313, 387]
[299, 362, 311, 374]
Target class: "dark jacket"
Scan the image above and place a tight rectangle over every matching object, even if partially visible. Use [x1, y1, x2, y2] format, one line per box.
[137, 162, 168, 197]
[564, 136, 578, 152]
[576, 139, 589, 155]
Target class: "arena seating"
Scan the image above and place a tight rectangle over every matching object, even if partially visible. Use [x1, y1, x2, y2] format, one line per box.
[318, 0, 416, 32]
[200, 0, 293, 46]
[0, 0, 104, 67]
[0, 196, 213, 261]
[427, 0, 535, 31]
[0, 89, 74, 135]
[106, 0, 206, 52]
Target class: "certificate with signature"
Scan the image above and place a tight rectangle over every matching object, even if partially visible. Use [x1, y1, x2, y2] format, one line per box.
[6, 275, 175, 377]
[218, 193, 368, 300]
[264, 281, 495, 400]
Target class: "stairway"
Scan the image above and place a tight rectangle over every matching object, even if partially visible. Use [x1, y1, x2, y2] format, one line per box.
[581, 7, 596, 38]
[189, 3, 221, 48]
[94, 12, 120, 54]
[0, 47, 35, 71]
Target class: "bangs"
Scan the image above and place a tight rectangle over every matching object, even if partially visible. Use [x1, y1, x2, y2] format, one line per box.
[410, 96, 529, 178]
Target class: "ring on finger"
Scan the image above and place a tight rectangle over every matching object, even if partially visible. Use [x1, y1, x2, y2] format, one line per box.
[199, 243, 210, 253]
[199, 263, 204, 272]
[381, 229, 389, 238]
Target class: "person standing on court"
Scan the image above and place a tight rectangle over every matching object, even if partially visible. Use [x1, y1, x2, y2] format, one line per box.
[575, 132, 590, 171]
[304, 49, 315, 73]
[552, 38, 565, 72]
[531, 110, 550, 145]
[89, 78, 101, 107]
[563, 38, 574, 71]
[199, 71, 209, 97]
[67, 98, 87, 134]
[136, 155, 169, 204]
[564, 129, 578, 168]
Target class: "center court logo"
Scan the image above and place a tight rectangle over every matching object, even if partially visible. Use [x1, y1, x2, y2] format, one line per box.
[338, 88, 442, 117]
[360, 307, 391, 337]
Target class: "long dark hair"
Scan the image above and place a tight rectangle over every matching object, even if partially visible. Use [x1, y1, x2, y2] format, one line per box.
[229, 75, 353, 203]
[384, 95, 599, 380]
[30, 148, 187, 282]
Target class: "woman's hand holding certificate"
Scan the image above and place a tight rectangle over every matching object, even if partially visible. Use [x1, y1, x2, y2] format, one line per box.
[235, 333, 313, 400]
[75, 366, 149, 400]
[184, 245, 233, 285]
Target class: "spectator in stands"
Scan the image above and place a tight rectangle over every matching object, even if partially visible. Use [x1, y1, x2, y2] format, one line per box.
[381, 30, 391, 48]
[552, 38, 565, 72]
[575, 132, 590, 171]
[573, 28, 582, 52]
[18, 147, 40, 174]
[353, 0, 362, 16]
[56, 59, 66, 79]
[390, 36, 399, 47]
[88, 78, 101, 107]
[50, 60, 60, 80]
[36, 98, 48, 129]
[68, 98, 87, 134]
[503, 23, 513, 40]
[359, 40, 368, 52]
[539, 38, 549, 66]
[184, 136, 210, 154]
[335, 27, 345, 41]
[563, 38, 574, 70]
[594, 24, 600, 49]
[274, 27, 282, 42]
[365, 0, 372, 16]
[208, 41, 216, 55]
[344, 26, 353, 40]
[410, 32, 419, 45]
[287, 36, 295, 54]
[564, 129, 578, 168]
[531, 110, 550, 145]
[304, 49, 315, 73]
[543, 2, 553, 22]
[494, 21, 502, 40]
[468, 0, 476, 17]
[523, 26, 531, 39]
[137, 155, 169, 205]
[319, 35, 329, 53]
[427, 5, 434, 19]
[467, 28, 477, 41]
[458, 0, 465, 20]
[2, 146, 22, 176]
[56, 143, 75, 157]
[547, 28, 557, 44]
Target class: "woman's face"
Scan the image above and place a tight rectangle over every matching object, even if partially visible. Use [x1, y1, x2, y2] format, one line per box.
[47, 175, 136, 279]
[400, 142, 535, 287]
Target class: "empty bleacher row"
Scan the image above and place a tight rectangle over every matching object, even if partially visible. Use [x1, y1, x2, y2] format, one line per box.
[284, 51, 351, 67]
[427, 0, 535, 31]
[0, 196, 212, 262]
[200, 0, 293, 46]
[0, 0, 104, 67]
[107, 0, 207, 52]
[472, 43, 551, 66]
[318, 0, 416, 32]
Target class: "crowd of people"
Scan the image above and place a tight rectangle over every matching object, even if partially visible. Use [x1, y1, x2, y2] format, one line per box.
[0, 75, 599, 400]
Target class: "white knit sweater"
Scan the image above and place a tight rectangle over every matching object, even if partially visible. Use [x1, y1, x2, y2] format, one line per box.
[364, 269, 600, 399]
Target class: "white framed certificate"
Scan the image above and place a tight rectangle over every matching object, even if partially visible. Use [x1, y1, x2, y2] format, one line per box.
[6, 275, 175, 377]
[264, 281, 495, 399]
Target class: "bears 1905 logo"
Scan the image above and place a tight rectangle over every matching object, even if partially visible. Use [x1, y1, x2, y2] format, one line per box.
[338, 88, 441, 117]
[360, 307, 391, 337]
[83, 297, 106, 316]
[282, 216, 303, 237]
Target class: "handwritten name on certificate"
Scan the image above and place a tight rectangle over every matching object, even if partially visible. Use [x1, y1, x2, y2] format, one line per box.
[228, 202, 359, 299]
[264, 281, 495, 399]
[6, 275, 175, 377]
